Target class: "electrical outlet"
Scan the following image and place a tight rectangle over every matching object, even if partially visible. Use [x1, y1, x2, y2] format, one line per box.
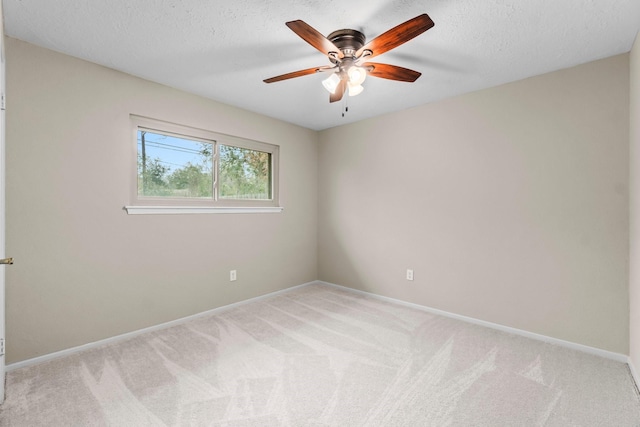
[230, 270, 237, 281]
[406, 269, 414, 281]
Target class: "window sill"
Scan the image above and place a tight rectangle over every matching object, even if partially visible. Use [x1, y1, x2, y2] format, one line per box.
[123, 206, 284, 215]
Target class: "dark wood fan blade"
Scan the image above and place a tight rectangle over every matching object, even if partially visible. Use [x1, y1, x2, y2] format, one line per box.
[363, 62, 421, 82]
[356, 14, 434, 60]
[286, 20, 344, 59]
[264, 66, 332, 83]
[330, 78, 347, 103]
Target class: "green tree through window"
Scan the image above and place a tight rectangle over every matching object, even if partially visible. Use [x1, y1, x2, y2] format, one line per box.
[135, 125, 276, 204]
[137, 130, 213, 198]
[219, 145, 271, 199]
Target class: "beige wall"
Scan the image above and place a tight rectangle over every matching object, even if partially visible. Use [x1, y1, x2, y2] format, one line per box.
[5, 34, 634, 363]
[630, 33, 640, 372]
[318, 55, 630, 353]
[4, 38, 318, 363]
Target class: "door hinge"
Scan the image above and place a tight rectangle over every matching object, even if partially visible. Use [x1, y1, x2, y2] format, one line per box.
[1, 93, 5, 110]
[0, 339, 4, 357]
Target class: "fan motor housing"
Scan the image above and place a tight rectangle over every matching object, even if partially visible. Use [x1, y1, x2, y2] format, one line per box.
[327, 29, 366, 59]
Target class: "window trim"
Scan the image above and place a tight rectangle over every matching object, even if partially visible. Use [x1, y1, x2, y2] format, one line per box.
[123, 205, 284, 215]
[127, 115, 280, 214]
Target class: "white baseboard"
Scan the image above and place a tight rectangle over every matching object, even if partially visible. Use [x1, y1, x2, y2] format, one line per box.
[6, 279, 633, 373]
[316, 280, 630, 364]
[5, 281, 315, 372]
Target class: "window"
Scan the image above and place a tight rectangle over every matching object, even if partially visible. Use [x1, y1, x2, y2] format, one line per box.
[127, 116, 280, 214]
[137, 129, 214, 199]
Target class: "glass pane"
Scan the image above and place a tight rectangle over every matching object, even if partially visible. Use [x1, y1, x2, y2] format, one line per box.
[137, 130, 213, 198]
[219, 144, 271, 200]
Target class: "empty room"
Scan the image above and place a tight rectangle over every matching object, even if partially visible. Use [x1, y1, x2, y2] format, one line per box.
[0, 0, 639, 425]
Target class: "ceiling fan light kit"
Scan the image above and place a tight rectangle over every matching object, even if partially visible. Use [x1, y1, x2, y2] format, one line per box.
[264, 14, 435, 103]
[322, 73, 341, 94]
[348, 83, 364, 97]
[347, 66, 367, 86]
[322, 64, 367, 96]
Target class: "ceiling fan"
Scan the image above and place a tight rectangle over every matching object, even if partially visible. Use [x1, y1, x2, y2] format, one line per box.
[263, 14, 435, 103]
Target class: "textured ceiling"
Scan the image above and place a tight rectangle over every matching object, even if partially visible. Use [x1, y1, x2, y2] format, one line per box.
[3, 0, 640, 130]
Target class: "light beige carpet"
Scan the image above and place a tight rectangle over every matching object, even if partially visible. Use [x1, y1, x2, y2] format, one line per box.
[0, 283, 639, 426]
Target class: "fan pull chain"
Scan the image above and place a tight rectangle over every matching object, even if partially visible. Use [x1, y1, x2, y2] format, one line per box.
[342, 98, 349, 117]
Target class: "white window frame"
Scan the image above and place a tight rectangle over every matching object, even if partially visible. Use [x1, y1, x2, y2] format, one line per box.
[124, 115, 281, 215]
